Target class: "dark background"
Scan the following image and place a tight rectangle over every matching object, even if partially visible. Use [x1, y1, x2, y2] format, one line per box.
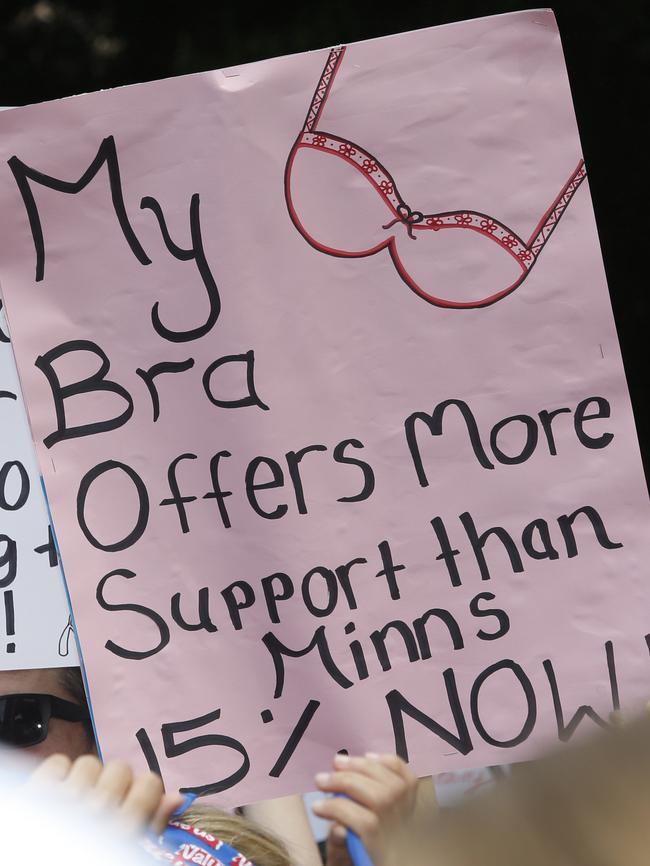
[1, 0, 648, 480]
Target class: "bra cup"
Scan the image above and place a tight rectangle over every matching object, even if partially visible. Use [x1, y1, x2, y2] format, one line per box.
[286, 144, 390, 256]
[390, 224, 526, 308]
[286, 46, 585, 310]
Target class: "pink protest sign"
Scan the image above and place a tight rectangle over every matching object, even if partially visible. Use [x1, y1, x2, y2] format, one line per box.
[0, 9, 648, 805]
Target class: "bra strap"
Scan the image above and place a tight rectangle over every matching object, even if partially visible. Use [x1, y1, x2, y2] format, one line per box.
[528, 159, 587, 257]
[302, 46, 346, 134]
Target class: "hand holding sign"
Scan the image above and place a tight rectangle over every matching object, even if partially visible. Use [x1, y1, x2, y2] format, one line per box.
[313, 753, 419, 866]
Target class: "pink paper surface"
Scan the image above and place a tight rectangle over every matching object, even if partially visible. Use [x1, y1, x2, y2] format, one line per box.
[0, 10, 649, 806]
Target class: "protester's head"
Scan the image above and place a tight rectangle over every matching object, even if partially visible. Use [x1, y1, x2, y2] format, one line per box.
[178, 805, 291, 866]
[416, 712, 650, 866]
[0, 665, 95, 758]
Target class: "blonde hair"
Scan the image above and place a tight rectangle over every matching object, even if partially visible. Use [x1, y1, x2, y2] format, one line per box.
[177, 805, 292, 866]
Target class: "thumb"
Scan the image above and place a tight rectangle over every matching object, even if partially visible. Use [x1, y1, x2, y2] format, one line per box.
[326, 822, 352, 866]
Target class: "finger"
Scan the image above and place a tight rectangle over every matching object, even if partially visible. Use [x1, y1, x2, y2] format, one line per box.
[333, 754, 393, 781]
[316, 770, 388, 811]
[312, 797, 379, 843]
[28, 754, 72, 787]
[151, 791, 185, 835]
[377, 754, 419, 806]
[64, 755, 103, 795]
[373, 753, 418, 787]
[333, 754, 413, 794]
[25, 755, 72, 789]
[329, 823, 348, 844]
[118, 771, 165, 835]
[89, 760, 133, 811]
[319, 761, 411, 814]
[325, 822, 352, 866]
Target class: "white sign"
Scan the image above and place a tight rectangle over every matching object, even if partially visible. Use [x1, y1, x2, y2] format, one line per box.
[0, 303, 77, 669]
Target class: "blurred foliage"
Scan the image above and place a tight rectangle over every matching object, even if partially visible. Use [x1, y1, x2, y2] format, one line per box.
[1, 0, 649, 474]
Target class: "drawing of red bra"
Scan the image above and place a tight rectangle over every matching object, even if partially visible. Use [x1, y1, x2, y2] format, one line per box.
[284, 46, 587, 309]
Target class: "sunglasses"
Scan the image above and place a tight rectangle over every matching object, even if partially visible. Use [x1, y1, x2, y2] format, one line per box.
[0, 693, 90, 748]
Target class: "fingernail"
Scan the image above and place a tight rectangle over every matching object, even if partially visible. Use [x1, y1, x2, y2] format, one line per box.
[334, 753, 350, 767]
[333, 824, 347, 840]
[365, 751, 380, 759]
[315, 772, 330, 786]
[311, 799, 328, 812]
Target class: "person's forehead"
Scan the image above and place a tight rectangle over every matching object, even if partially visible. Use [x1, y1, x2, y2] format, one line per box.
[0, 668, 63, 696]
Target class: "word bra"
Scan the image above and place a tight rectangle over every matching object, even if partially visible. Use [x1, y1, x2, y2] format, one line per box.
[285, 46, 586, 309]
